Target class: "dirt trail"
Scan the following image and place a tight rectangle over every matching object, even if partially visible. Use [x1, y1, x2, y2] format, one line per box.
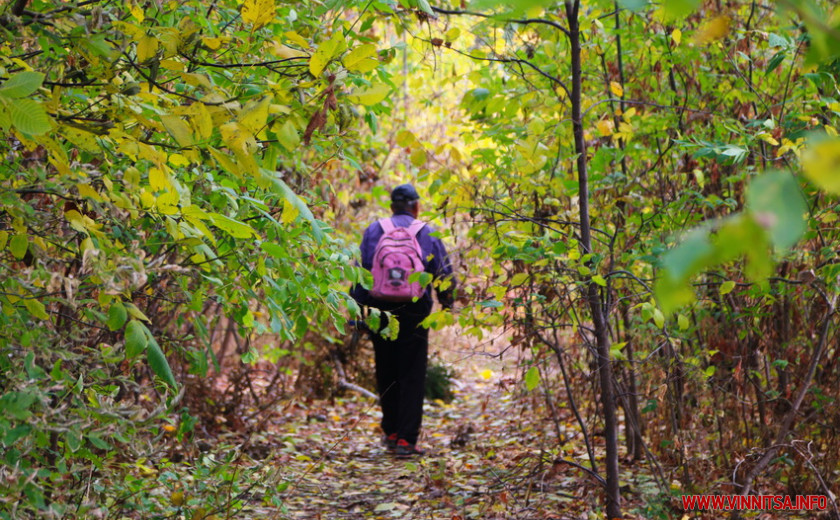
[255, 329, 599, 520]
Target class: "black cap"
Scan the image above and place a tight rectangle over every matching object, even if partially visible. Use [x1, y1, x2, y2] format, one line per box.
[391, 184, 420, 202]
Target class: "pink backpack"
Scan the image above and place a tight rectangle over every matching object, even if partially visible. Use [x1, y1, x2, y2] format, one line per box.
[370, 218, 426, 302]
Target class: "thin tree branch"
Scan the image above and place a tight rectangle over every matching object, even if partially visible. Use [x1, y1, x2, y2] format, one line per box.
[431, 6, 571, 37]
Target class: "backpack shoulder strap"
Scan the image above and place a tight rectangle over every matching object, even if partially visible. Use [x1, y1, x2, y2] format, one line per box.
[406, 219, 426, 238]
[378, 218, 395, 234]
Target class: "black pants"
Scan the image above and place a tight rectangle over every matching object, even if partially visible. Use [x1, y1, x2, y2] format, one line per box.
[371, 306, 429, 446]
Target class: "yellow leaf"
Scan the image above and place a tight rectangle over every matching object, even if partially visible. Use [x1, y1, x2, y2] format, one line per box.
[609, 81, 623, 97]
[140, 190, 155, 209]
[180, 72, 212, 88]
[241, 0, 275, 29]
[281, 200, 299, 224]
[130, 3, 145, 22]
[220, 122, 247, 153]
[156, 189, 180, 215]
[190, 103, 214, 141]
[343, 44, 379, 72]
[149, 167, 170, 191]
[65, 210, 88, 234]
[348, 83, 390, 106]
[284, 31, 309, 49]
[671, 28, 682, 45]
[160, 115, 194, 147]
[802, 137, 840, 194]
[396, 130, 418, 147]
[488, 285, 506, 300]
[410, 148, 427, 167]
[596, 119, 614, 136]
[202, 36, 227, 50]
[309, 32, 345, 77]
[159, 59, 184, 72]
[77, 183, 104, 202]
[182, 204, 208, 221]
[271, 42, 306, 59]
[758, 134, 779, 146]
[209, 148, 240, 176]
[137, 34, 158, 62]
[168, 153, 190, 167]
[479, 369, 493, 380]
[239, 96, 271, 134]
[694, 15, 731, 44]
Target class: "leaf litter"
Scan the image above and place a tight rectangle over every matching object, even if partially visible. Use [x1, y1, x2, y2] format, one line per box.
[232, 332, 623, 520]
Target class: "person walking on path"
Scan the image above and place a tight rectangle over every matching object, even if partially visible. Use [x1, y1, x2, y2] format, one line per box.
[351, 184, 456, 457]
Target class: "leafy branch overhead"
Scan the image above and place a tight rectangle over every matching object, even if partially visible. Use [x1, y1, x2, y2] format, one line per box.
[3, 0, 840, 518]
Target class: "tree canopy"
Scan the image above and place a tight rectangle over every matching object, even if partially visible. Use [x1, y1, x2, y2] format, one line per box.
[2, 0, 840, 518]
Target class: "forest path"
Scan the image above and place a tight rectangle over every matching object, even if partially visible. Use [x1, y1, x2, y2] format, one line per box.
[255, 332, 600, 520]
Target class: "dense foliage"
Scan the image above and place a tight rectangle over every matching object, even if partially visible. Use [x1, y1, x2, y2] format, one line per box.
[1, 0, 840, 518]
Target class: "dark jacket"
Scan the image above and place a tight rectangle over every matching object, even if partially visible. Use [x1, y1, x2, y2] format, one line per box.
[351, 212, 455, 314]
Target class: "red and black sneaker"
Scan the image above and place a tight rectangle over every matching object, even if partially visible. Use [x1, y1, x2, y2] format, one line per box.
[394, 439, 425, 458]
[382, 433, 398, 451]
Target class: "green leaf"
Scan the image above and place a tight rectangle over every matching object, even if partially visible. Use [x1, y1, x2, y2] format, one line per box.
[0, 71, 45, 98]
[660, 0, 701, 19]
[510, 272, 529, 286]
[704, 365, 716, 378]
[469, 0, 554, 17]
[276, 120, 300, 151]
[348, 84, 391, 106]
[415, 0, 434, 16]
[124, 302, 151, 322]
[23, 298, 49, 320]
[524, 366, 540, 391]
[9, 234, 28, 259]
[125, 320, 148, 359]
[410, 148, 427, 167]
[125, 320, 147, 359]
[107, 302, 128, 331]
[65, 430, 82, 452]
[268, 176, 325, 243]
[209, 213, 258, 239]
[9, 99, 51, 135]
[143, 326, 178, 389]
[592, 274, 607, 287]
[746, 170, 806, 250]
[618, 0, 648, 11]
[309, 32, 345, 77]
[719, 280, 736, 295]
[652, 308, 665, 329]
[677, 314, 689, 331]
[261, 242, 287, 259]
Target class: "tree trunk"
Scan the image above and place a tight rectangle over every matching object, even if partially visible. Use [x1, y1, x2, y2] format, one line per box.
[565, 2, 621, 518]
